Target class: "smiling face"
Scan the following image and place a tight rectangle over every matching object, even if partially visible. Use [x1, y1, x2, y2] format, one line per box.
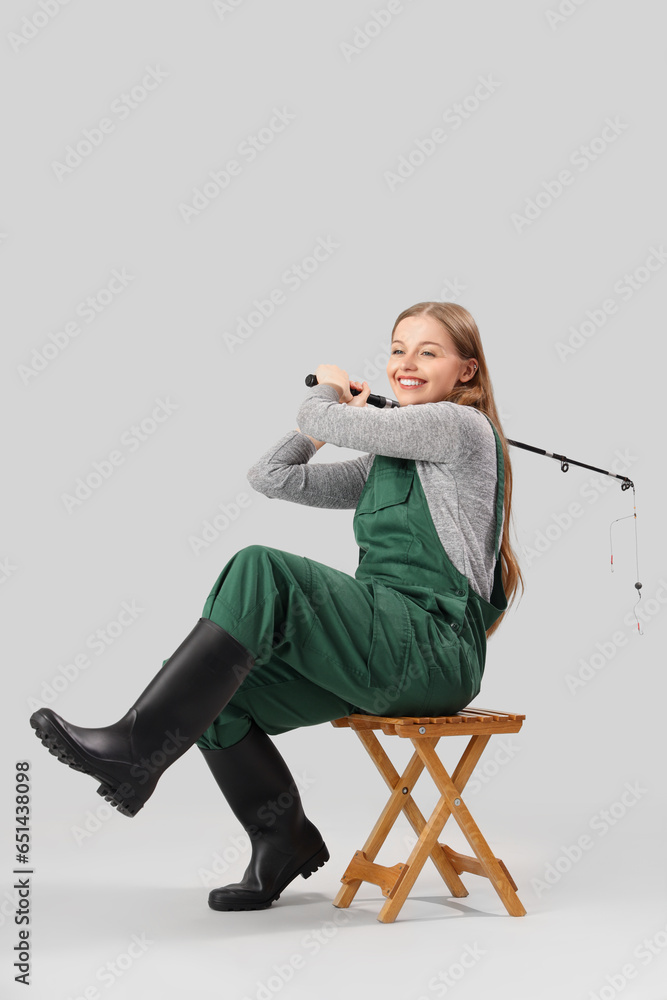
[388, 314, 477, 404]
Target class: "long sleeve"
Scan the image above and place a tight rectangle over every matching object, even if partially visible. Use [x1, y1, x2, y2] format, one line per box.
[246, 428, 373, 509]
[296, 384, 490, 462]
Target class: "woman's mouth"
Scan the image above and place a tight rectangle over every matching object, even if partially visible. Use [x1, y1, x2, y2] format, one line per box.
[396, 377, 427, 389]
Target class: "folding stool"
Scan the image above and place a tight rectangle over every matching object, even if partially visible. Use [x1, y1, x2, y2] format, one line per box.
[330, 708, 526, 923]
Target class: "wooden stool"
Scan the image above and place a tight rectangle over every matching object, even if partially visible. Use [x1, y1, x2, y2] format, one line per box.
[330, 708, 527, 923]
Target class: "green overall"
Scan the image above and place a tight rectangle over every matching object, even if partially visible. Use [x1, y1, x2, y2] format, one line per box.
[196, 416, 507, 749]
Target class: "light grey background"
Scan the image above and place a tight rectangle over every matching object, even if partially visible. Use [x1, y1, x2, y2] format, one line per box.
[2, 1, 665, 998]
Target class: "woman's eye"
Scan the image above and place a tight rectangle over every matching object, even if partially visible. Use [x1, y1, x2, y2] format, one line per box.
[391, 349, 434, 356]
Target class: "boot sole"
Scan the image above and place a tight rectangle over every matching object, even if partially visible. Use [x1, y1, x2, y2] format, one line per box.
[208, 842, 330, 911]
[29, 711, 144, 818]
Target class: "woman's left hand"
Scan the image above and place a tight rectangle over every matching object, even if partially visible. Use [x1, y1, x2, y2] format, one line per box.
[314, 364, 352, 402]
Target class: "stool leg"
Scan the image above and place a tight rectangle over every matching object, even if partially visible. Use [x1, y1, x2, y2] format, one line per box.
[363, 729, 468, 898]
[333, 732, 426, 908]
[415, 740, 526, 917]
[333, 729, 466, 910]
[377, 781, 459, 923]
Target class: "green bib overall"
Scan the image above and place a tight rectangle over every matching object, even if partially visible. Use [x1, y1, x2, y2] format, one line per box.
[195, 415, 507, 750]
[351, 413, 507, 716]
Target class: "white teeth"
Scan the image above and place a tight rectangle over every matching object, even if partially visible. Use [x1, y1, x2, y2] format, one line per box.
[398, 378, 425, 386]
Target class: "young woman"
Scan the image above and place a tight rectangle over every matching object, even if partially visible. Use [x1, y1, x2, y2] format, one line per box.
[30, 300, 523, 912]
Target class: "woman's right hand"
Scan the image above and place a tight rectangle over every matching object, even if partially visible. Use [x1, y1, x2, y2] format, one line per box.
[346, 380, 371, 407]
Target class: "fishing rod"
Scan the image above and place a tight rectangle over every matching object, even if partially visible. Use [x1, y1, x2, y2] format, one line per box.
[304, 373, 643, 633]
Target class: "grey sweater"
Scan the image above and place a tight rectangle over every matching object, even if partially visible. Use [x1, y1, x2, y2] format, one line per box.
[246, 384, 504, 603]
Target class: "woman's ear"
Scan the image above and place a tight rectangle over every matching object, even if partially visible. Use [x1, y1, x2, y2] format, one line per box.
[461, 359, 478, 383]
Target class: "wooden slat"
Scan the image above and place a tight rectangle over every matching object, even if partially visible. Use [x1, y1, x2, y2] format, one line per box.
[466, 708, 526, 720]
[393, 720, 523, 738]
[441, 845, 519, 892]
[332, 710, 525, 736]
[340, 851, 408, 898]
[442, 844, 487, 878]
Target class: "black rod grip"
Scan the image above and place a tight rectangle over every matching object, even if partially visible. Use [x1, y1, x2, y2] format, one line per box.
[304, 374, 399, 409]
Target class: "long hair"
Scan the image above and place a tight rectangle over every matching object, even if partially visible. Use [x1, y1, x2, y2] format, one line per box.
[390, 301, 524, 638]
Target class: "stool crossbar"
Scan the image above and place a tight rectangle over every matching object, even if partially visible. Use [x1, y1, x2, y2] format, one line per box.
[331, 708, 526, 923]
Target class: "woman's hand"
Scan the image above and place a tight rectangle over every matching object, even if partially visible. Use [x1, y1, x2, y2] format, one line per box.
[314, 364, 351, 402]
[346, 379, 371, 407]
[314, 365, 371, 406]
[296, 370, 370, 448]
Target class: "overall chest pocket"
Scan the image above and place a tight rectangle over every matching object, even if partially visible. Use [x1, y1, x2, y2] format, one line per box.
[354, 467, 414, 569]
[354, 466, 413, 515]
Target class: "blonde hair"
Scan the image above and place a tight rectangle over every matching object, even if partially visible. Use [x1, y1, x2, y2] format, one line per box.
[391, 301, 524, 638]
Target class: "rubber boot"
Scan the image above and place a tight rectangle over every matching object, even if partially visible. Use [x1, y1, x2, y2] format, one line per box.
[199, 722, 329, 910]
[29, 618, 255, 818]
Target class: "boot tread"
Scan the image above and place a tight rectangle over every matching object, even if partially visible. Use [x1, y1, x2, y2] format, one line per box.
[29, 713, 144, 817]
[208, 842, 329, 911]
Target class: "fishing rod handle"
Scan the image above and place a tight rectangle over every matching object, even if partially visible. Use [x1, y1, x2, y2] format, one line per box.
[305, 373, 399, 409]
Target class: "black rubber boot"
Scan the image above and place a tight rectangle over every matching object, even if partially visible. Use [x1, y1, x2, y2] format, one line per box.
[199, 722, 329, 910]
[29, 618, 255, 818]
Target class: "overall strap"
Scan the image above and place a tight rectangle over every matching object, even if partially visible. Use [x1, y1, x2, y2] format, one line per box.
[482, 414, 505, 561]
